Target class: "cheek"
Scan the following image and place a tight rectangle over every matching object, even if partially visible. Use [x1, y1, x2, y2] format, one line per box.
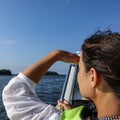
[77, 71, 88, 97]
[77, 71, 83, 90]
[77, 71, 81, 84]
[77, 69, 84, 83]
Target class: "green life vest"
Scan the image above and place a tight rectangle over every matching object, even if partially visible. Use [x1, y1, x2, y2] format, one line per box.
[61, 106, 84, 120]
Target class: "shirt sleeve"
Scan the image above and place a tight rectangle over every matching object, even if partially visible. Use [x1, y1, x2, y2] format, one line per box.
[2, 73, 62, 120]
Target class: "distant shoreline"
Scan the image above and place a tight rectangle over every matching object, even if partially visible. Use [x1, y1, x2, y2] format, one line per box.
[0, 69, 12, 76]
[0, 69, 65, 76]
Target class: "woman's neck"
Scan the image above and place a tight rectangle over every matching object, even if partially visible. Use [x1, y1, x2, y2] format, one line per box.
[93, 92, 120, 118]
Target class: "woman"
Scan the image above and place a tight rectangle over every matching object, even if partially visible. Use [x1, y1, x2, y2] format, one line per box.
[2, 30, 120, 120]
[59, 30, 120, 119]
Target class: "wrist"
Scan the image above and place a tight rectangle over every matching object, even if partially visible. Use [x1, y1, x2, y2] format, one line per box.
[50, 50, 65, 62]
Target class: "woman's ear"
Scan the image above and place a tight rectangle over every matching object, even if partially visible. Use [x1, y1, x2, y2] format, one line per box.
[89, 68, 100, 87]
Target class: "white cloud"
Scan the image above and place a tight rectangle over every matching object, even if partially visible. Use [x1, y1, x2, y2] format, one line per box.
[0, 40, 16, 45]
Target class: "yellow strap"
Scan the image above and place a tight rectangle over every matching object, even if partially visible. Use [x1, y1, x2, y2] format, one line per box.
[61, 106, 84, 120]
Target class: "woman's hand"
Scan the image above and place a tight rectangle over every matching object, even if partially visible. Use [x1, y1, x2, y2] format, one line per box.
[54, 50, 79, 64]
[57, 100, 73, 111]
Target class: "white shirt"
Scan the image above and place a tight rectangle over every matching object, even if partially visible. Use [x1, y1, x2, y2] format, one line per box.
[2, 73, 62, 120]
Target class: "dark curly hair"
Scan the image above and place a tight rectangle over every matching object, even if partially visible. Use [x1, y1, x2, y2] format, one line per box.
[82, 30, 120, 98]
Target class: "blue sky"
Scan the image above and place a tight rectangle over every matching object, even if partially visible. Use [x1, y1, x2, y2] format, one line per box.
[0, 0, 120, 74]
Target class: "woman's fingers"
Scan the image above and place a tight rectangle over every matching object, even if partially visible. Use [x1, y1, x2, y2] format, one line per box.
[55, 50, 80, 64]
[57, 100, 73, 111]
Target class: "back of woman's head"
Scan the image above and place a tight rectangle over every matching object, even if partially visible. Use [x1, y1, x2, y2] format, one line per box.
[82, 30, 120, 98]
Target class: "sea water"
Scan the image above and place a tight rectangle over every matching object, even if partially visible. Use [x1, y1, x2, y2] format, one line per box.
[0, 75, 65, 120]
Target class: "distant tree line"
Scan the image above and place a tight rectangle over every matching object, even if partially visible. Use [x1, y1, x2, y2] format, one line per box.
[0, 69, 12, 75]
[45, 71, 59, 76]
[0, 69, 59, 76]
